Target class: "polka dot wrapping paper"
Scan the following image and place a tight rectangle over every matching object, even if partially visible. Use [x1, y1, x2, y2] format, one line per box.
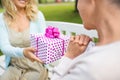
[30, 34, 69, 64]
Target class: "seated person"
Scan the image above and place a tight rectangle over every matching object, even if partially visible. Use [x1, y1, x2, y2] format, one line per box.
[0, 0, 48, 80]
[51, 0, 120, 80]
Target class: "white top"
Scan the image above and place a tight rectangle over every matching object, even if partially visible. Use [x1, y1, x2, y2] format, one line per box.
[51, 41, 120, 80]
[0, 11, 46, 68]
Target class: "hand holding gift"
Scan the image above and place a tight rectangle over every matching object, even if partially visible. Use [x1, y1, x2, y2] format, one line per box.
[30, 26, 69, 64]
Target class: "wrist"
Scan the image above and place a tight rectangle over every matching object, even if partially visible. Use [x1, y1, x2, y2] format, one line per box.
[23, 48, 27, 57]
[64, 53, 76, 59]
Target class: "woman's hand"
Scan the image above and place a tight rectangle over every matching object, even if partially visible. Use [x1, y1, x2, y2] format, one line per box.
[65, 34, 91, 59]
[23, 47, 43, 63]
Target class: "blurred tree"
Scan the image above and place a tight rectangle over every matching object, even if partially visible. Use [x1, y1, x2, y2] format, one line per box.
[75, 0, 78, 12]
[38, 0, 42, 3]
[45, 0, 48, 3]
[0, 0, 2, 7]
[39, 0, 47, 3]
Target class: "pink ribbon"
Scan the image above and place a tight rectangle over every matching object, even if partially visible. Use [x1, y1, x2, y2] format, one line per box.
[45, 26, 60, 38]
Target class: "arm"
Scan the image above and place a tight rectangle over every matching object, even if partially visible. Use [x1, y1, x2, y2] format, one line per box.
[51, 56, 93, 80]
[37, 11, 47, 33]
[51, 35, 94, 80]
[0, 14, 43, 63]
[0, 20, 24, 57]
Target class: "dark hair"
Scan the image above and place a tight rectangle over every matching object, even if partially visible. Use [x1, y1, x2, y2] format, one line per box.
[111, 0, 120, 6]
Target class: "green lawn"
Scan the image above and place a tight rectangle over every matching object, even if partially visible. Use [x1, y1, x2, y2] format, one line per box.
[41, 0, 55, 3]
[0, 51, 2, 56]
[39, 2, 82, 23]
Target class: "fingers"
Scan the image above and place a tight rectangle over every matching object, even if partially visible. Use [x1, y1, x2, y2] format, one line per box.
[28, 47, 36, 53]
[83, 36, 91, 45]
[79, 35, 91, 45]
[71, 34, 91, 45]
[30, 52, 44, 63]
[65, 34, 91, 59]
[30, 48, 44, 63]
[70, 36, 75, 42]
[74, 35, 80, 43]
[31, 55, 44, 64]
[23, 47, 44, 64]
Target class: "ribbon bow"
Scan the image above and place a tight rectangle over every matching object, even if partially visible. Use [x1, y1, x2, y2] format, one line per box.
[45, 26, 60, 38]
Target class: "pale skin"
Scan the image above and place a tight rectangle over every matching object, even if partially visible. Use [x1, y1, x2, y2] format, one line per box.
[11, 0, 42, 63]
[65, 0, 120, 59]
[65, 35, 91, 59]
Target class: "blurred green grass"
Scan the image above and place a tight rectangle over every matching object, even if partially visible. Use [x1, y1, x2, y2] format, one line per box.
[39, 2, 82, 23]
[40, 0, 55, 3]
[0, 51, 3, 56]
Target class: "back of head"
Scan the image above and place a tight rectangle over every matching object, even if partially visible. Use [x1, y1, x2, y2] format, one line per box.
[106, 0, 120, 8]
[111, 0, 120, 5]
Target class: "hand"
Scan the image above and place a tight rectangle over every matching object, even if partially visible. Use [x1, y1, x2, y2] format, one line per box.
[65, 34, 91, 59]
[23, 47, 43, 63]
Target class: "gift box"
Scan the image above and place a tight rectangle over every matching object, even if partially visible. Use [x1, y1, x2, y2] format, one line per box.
[30, 26, 69, 64]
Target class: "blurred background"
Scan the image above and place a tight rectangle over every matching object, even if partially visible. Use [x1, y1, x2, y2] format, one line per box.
[0, 0, 82, 24]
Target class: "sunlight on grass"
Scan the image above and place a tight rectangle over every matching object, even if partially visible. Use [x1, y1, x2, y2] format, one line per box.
[39, 2, 82, 23]
[0, 9, 3, 12]
[0, 51, 3, 56]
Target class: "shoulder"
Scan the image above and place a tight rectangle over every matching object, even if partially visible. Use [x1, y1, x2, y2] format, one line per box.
[37, 11, 45, 19]
[38, 11, 44, 16]
[0, 13, 5, 28]
[0, 13, 4, 22]
[0, 13, 8, 34]
[35, 11, 46, 22]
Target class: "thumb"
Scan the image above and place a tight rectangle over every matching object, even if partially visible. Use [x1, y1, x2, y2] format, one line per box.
[28, 47, 36, 53]
[32, 55, 44, 64]
[34, 57, 44, 64]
